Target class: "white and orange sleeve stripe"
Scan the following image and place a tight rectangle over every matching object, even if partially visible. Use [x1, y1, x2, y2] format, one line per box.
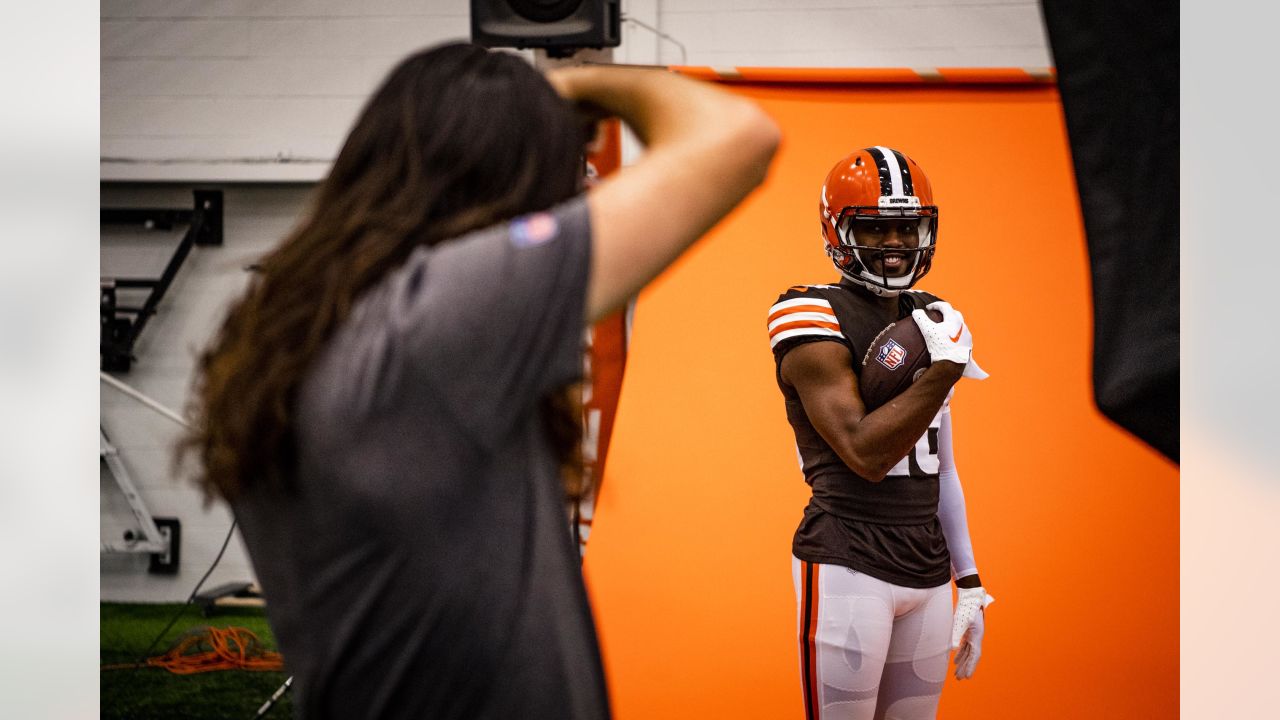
[768, 297, 842, 349]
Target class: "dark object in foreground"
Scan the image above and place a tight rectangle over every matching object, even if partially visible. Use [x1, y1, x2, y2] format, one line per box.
[1040, 0, 1179, 462]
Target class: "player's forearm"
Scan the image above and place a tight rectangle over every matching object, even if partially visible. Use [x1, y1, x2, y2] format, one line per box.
[837, 362, 961, 481]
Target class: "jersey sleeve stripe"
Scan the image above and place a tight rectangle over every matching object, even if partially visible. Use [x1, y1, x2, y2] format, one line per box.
[769, 326, 843, 348]
[768, 304, 837, 325]
[768, 311, 839, 332]
[769, 319, 841, 338]
[769, 297, 833, 315]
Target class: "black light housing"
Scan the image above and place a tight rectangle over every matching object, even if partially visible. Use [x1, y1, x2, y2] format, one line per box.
[471, 0, 621, 57]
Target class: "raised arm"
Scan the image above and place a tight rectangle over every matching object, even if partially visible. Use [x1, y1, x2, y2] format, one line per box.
[780, 341, 961, 482]
[547, 66, 781, 323]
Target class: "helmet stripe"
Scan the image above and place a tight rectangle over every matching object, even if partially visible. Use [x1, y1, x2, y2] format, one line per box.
[866, 146, 894, 196]
[889, 148, 914, 196]
[868, 146, 904, 197]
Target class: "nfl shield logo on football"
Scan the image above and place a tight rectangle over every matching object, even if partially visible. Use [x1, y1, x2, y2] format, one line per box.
[876, 339, 908, 371]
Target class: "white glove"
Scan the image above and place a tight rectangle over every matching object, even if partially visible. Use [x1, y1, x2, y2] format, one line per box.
[911, 301, 988, 380]
[951, 586, 994, 680]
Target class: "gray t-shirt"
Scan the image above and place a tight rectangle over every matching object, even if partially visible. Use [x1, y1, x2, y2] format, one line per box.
[233, 197, 607, 719]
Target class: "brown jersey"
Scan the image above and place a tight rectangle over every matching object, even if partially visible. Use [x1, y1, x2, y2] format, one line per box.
[768, 279, 951, 588]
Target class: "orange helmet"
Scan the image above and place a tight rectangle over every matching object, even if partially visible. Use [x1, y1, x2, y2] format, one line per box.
[819, 146, 938, 296]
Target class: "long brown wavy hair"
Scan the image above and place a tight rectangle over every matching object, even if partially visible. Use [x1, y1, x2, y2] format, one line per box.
[183, 43, 591, 503]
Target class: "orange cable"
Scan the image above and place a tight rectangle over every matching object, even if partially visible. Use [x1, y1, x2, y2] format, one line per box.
[121, 626, 286, 674]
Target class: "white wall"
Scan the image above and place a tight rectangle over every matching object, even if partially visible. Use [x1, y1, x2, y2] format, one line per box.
[101, 184, 313, 601]
[99, 1, 1051, 602]
[101, 0, 474, 181]
[101, 0, 1048, 181]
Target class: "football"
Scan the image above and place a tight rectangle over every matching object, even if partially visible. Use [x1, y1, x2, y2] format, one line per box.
[858, 308, 941, 411]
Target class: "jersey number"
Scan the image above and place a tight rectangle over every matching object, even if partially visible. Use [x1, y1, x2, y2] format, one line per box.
[890, 422, 941, 477]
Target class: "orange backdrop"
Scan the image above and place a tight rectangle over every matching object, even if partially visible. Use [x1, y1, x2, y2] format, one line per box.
[581, 78, 1178, 718]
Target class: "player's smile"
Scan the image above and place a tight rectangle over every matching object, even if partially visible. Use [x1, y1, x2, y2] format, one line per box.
[878, 249, 908, 275]
[851, 218, 921, 278]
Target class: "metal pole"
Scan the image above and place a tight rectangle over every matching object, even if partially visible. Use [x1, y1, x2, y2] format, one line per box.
[252, 676, 293, 719]
[100, 372, 190, 428]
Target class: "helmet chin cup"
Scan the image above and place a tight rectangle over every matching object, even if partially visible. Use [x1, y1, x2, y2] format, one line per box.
[841, 270, 902, 297]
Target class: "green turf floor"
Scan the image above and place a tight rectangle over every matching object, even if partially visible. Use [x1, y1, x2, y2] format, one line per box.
[101, 603, 294, 720]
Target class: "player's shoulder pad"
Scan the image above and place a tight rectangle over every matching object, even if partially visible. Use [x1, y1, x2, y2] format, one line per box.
[768, 284, 843, 351]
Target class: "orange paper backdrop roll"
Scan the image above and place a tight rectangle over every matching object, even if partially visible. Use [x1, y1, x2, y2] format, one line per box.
[582, 78, 1177, 719]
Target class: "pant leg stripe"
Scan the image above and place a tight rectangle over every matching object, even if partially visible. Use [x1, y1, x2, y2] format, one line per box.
[801, 561, 821, 719]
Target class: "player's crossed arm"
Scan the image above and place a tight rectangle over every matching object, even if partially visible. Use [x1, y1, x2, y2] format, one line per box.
[780, 341, 960, 481]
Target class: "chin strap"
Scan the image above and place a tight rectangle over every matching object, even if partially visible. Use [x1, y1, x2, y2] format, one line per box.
[828, 243, 929, 298]
[827, 244, 902, 297]
[841, 272, 900, 297]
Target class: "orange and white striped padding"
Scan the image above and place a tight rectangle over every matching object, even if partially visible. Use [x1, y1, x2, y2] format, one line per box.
[768, 297, 842, 349]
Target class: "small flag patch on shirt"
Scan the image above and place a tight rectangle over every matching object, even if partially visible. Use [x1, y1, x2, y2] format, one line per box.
[509, 212, 559, 248]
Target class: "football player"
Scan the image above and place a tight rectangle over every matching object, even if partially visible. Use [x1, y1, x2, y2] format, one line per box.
[768, 147, 992, 720]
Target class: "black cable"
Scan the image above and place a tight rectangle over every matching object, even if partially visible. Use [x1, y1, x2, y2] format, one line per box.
[621, 14, 688, 65]
[130, 518, 239, 669]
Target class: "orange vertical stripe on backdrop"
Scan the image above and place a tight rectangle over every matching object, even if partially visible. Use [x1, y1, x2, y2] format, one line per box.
[581, 81, 1177, 719]
[584, 119, 628, 497]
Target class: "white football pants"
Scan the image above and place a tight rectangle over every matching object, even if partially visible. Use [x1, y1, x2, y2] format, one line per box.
[793, 556, 951, 720]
